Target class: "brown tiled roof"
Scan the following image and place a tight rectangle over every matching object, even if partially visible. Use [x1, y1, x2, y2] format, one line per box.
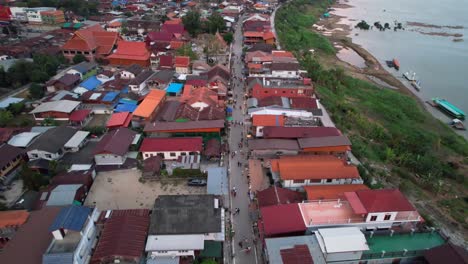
[280, 245, 314, 264]
[203, 138, 221, 157]
[263, 127, 341, 139]
[257, 186, 303, 208]
[249, 139, 299, 151]
[297, 135, 351, 149]
[144, 120, 225, 132]
[0, 207, 61, 264]
[94, 128, 137, 156]
[424, 243, 468, 264]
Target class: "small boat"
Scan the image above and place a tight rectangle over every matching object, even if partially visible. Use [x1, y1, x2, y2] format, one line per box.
[403, 71, 417, 81]
[432, 98, 466, 120]
[392, 58, 400, 70]
[410, 80, 422, 91]
[451, 119, 466, 130]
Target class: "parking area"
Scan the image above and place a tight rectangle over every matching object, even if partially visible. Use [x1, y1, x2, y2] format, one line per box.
[84, 169, 206, 210]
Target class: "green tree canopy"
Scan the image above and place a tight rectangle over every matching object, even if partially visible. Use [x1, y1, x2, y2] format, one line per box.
[182, 11, 202, 37]
[205, 13, 226, 34]
[223, 32, 233, 44]
[29, 83, 45, 99]
[0, 111, 13, 127]
[7, 102, 25, 115]
[73, 54, 88, 64]
[176, 44, 198, 61]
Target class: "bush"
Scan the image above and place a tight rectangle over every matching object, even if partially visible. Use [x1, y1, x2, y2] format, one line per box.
[29, 83, 45, 99]
[84, 126, 106, 136]
[73, 54, 87, 64]
[172, 168, 207, 178]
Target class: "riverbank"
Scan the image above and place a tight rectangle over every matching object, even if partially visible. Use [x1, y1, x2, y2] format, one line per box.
[275, 0, 468, 245]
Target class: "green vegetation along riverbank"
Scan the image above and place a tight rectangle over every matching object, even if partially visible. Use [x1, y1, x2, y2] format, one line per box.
[276, 0, 468, 238]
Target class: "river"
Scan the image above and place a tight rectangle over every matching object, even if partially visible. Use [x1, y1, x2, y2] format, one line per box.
[331, 0, 468, 139]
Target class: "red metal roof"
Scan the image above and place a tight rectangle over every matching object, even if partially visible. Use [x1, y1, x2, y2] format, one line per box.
[94, 128, 137, 156]
[91, 209, 150, 264]
[257, 186, 303, 208]
[106, 112, 132, 128]
[174, 56, 190, 67]
[260, 204, 306, 236]
[140, 137, 203, 152]
[355, 189, 416, 213]
[344, 192, 368, 214]
[280, 245, 314, 264]
[69, 109, 91, 122]
[158, 54, 173, 68]
[62, 24, 119, 54]
[252, 115, 285, 127]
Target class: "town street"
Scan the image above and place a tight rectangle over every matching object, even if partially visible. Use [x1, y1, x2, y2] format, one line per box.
[228, 16, 260, 264]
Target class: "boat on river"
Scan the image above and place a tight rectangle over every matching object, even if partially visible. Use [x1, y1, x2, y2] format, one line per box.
[432, 98, 466, 119]
[410, 80, 422, 91]
[385, 58, 400, 70]
[451, 119, 466, 130]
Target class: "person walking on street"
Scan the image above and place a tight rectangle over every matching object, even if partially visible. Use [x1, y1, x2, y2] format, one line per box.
[238, 241, 243, 248]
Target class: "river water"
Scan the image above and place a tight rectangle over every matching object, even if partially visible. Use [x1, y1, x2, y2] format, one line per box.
[332, 0, 468, 139]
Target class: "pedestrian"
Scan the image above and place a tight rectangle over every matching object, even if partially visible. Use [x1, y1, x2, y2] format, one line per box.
[238, 241, 243, 248]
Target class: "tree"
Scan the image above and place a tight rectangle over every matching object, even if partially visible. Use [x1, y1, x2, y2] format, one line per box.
[223, 32, 233, 44]
[42, 117, 59, 126]
[30, 69, 49, 83]
[7, 102, 25, 115]
[182, 11, 202, 37]
[0, 111, 13, 127]
[73, 54, 87, 64]
[0, 66, 7, 87]
[205, 13, 226, 34]
[19, 164, 49, 191]
[176, 44, 198, 61]
[29, 83, 45, 99]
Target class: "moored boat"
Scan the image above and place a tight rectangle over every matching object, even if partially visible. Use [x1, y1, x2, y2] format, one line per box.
[432, 98, 466, 119]
[410, 80, 421, 91]
[392, 58, 400, 70]
[451, 119, 466, 130]
[403, 71, 417, 81]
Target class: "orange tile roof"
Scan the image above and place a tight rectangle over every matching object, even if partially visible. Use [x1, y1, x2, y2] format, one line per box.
[108, 21, 122, 27]
[244, 31, 264, 38]
[252, 115, 285, 127]
[184, 86, 218, 107]
[107, 41, 150, 61]
[164, 18, 182, 25]
[133, 89, 166, 118]
[278, 155, 360, 180]
[62, 24, 119, 55]
[263, 31, 275, 40]
[304, 184, 369, 200]
[174, 56, 190, 67]
[248, 63, 262, 69]
[272, 50, 294, 58]
[0, 210, 29, 228]
[170, 40, 185, 49]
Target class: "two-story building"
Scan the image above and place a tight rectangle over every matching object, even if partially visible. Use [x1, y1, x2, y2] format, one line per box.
[0, 144, 26, 185]
[140, 137, 203, 161]
[132, 89, 166, 125]
[145, 195, 224, 262]
[25, 7, 55, 24]
[174, 56, 190, 74]
[43, 206, 100, 264]
[27, 126, 80, 161]
[250, 78, 314, 99]
[128, 70, 155, 95]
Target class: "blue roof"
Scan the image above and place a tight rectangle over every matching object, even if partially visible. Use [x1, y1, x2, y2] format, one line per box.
[49, 205, 92, 232]
[115, 103, 138, 113]
[43, 253, 74, 264]
[102, 91, 119, 102]
[79, 76, 101, 91]
[119, 98, 137, 105]
[166, 83, 184, 94]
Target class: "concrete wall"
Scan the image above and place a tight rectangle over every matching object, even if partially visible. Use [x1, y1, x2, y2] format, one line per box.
[366, 212, 398, 222]
[283, 178, 363, 189]
[142, 151, 200, 161]
[27, 149, 61, 161]
[176, 66, 189, 74]
[73, 208, 100, 264]
[271, 70, 299, 78]
[325, 251, 363, 262]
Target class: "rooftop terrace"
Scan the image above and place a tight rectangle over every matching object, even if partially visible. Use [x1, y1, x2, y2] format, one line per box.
[46, 231, 81, 254]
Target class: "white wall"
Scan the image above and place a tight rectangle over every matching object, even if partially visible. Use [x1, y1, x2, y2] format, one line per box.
[255, 126, 264, 137]
[249, 109, 313, 118]
[271, 70, 298, 78]
[365, 212, 397, 222]
[73, 207, 100, 264]
[146, 234, 204, 257]
[283, 178, 363, 189]
[94, 154, 125, 165]
[27, 149, 61, 161]
[176, 66, 189, 74]
[129, 82, 147, 94]
[142, 151, 200, 161]
[120, 71, 136, 79]
[325, 251, 363, 262]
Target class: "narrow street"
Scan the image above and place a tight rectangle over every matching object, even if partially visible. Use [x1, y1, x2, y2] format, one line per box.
[227, 17, 259, 264]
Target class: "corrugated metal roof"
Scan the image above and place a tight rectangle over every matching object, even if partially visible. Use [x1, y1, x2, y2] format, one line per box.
[42, 252, 74, 264]
[29, 100, 80, 114]
[7, 132, 41, 147]
[49, 205, 92, 232]
[207, 167, 228, 195]
[316, 227, 369, 253]
[64, 131, 89, 148]
[46, 184, 82, 207]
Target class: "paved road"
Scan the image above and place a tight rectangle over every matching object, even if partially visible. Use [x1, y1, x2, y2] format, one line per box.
[270, 4, 282, 49]
[228, 17, 260, 264]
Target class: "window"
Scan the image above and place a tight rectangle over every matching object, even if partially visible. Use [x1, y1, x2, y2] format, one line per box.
[45, 154, 52, 159]
[293, 179, 305, 184]
[326, 179, 333, 183]
[180, 153, 186, 156]
[145, 154, 149, 158]
[370, 215, 377, 221]
[31, 154, 38, 158]
[384, 214, 392, 220]
[309, 179, 321, 183]
[170, 153, 176, 157]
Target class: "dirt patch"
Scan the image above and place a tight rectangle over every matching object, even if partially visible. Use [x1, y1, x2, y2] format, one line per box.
[84, 169, 207, 210]
[86, 114, 110, 127]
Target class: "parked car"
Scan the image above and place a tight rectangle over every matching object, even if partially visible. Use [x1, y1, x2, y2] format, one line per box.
[187, 179, 207, 186]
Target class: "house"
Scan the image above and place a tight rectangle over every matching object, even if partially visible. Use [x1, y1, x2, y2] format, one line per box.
[192, 60, 211, 75]
[94, 128, 137, 166]
[248, 139, 300, 157]
[142, 156, 163, 180]
[181, 86, 221, 110]
[0, 144, 26, 185]
[108, 41, 151, 67]
[128, 70, 155, 95]
[148, 70, 174, 90]
[297, 135, 352, 156]
[50, 170, 95, 193]
[298, 189, 423, 230]
[264, 235, 320, 264]
[166, 82, 184, 96]
[106, 112, 132, 129]
[304, 184, 369, 201]
[66, 62, 98, 80]
[252, 114, 285, 137]
[25, 7, 56, 24]
[257, 186, 303, 208]
[63, 131, 90, 152]
[259, 203, 307, 237]
[30, 100, 81, 122]
[262, 126, 340, 139]
[315, 227, 369, 262]
[206, 167, 228, 196]
[0, 210, 29, 249]
[106, 20, 122, 32]
[69, 109, 93, 127]
[203, 64, 230, 85]
[80, 91, 119, 114]
[270, 61, 300, 78]
[7, 132, 41, 148]
[144, 120, 225, 137]
[43, 206, 100, 264]
[27, 126, 79, 160]
[91, 209, 150, 264]
[74, 76, 102, 95]
[145, 195, 224, 261]
[250, 78, 314, 99]
[46, 74, 81, 92]
[132, 89, 166, 123]
[120, 64, 143, 79]
[424, 242, 468, 264]
[174, 56, 190, 74]
[45, 184, 86, 206]
[204, 138, 221, 160]
[0, 207, 62, 264]
[157, 54, 174, 69]
[140, 137, 203, 160]
[61, 24, 120, 62]
[272, 155, 362, 189]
